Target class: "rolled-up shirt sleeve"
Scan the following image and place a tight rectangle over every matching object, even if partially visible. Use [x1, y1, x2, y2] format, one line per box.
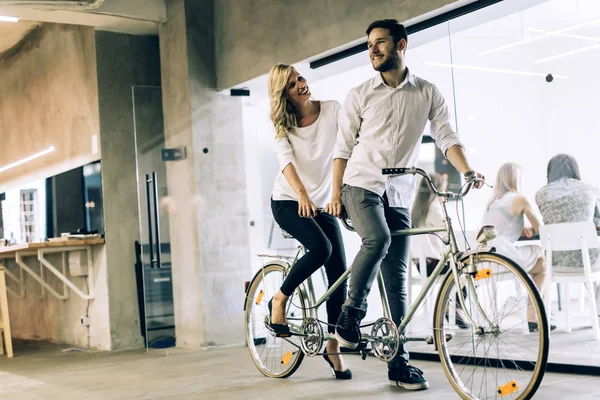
[275, 136, 295, 173]
[333, 89, 361, 160]
[429, 84, 464, 157]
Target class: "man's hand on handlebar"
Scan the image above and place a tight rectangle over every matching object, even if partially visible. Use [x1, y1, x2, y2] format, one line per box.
[465, 170, 486, 189]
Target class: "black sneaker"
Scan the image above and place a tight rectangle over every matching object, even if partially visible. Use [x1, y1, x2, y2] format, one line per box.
[389, 364, 429, 391]
[335, 309, 361, 349]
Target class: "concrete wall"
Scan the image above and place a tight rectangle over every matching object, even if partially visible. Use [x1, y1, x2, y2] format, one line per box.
[0, 22, 112, 349]
[96, 31, 162, 350]
[0, 23, 100, 194]
[159, 0, 252, 348]
[214, 0, 461, 88]
[0, 26, 162, 351]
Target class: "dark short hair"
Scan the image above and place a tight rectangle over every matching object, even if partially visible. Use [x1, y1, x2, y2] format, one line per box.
[547, 153, 581, 183]
[366, 19, 408, 46]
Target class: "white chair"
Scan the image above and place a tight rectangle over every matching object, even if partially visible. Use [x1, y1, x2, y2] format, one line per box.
[408, 235, 458, 327]
[540, 222, 600, 340]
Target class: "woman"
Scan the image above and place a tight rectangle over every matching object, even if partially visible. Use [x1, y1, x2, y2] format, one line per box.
[268, 64, 350, 379]
[481, 162, 555, 332]
[536, 154, 600, 271]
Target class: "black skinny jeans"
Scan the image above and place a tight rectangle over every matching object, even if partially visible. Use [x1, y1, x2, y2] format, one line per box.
[271, 199, 347, 333]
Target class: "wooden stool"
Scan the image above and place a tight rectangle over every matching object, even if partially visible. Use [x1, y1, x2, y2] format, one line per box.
[0, 267, 13, 358]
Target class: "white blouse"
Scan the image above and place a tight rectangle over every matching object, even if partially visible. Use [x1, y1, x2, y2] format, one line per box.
[272, 100, 341, 208]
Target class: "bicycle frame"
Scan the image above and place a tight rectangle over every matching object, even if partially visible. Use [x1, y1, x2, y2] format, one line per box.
[294, 195, 482, 339]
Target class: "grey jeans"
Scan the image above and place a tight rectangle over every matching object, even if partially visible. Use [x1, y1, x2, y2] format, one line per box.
[341, 184, 411, 367]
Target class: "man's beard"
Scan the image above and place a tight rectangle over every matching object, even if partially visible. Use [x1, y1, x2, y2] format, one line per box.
[373, 53, 400, 72]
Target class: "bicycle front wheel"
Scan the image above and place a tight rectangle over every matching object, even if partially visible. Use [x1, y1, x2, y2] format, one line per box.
[433, 252, 549, 400]
[244, 262, 307, 378]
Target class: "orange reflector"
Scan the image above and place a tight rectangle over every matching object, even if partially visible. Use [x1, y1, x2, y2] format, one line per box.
[256, 289, 264, 305]
[498, 381, 519, 396]
[474, 268, 492, 281]
[281, 351, 293, 365]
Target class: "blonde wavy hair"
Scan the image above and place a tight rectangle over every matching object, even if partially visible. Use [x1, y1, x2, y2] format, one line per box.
[268, 64, 299, 140]
[487, 162, 521, 209]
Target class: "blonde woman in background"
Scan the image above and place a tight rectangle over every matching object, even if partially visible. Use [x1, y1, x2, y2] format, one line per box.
[481, 162, 556, 332]
[267, 64, 351, 379]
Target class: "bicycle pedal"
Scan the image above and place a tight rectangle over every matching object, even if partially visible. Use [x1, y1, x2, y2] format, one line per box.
[360, 349, 371, 360]
[266, 325, 294, 338]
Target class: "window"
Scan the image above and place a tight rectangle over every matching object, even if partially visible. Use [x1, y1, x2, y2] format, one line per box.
[20, 189, 37, 243]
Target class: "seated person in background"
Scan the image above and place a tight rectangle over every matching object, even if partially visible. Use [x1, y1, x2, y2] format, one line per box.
[535, 153, 600, 271]
[411, 172, 469, 328]
[481, 162, 555, 332]
[411, 172, 448, 276]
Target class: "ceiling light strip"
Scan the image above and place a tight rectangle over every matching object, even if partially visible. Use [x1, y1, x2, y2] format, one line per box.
[534, 42, 600, 64]
[424, 61, 569, 79]
[479, 17, 600, 56]
[0, 16, 19, 22]
[528, 28, 600, 42]
[0, 146, 55, 174]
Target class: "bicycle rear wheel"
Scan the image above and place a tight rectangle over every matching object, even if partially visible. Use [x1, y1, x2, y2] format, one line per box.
[244, 262, 307, 378]
[433, 252, 549, 400]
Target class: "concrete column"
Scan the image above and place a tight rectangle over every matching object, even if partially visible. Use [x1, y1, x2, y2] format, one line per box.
[96, 32, 162, 349]
[159, 0, 251, 347]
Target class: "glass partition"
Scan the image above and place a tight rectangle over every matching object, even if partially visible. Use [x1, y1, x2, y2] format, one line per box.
[447, 0, 600, 367]
[132, 85, 176, 350]
[241, 0, 600, 369]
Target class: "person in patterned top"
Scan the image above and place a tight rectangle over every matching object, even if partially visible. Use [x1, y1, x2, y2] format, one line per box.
[535, 154, 600, 271]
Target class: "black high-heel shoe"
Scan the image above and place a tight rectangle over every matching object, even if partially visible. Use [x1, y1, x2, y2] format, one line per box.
[268, 298, 291, 337]
[323, 350, 352, 380]
[528, 322, 557, 333]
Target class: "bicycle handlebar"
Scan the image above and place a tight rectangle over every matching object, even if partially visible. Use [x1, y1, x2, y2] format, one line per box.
[332, 168, 483, 234]
[381, 167, 483, 199]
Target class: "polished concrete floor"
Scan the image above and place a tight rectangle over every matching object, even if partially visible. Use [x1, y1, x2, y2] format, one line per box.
[405, 295, 600, 367]
[0, 341, 598, 399]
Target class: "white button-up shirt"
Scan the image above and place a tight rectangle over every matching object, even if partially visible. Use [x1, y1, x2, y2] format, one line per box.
[334, 70, 464, 208]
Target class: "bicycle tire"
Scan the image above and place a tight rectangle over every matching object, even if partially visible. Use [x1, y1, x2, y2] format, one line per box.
[433, 252, 549, 399]
[244, 262, 307, 378]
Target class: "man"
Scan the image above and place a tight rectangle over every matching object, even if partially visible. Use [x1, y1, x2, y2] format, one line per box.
[327, 19, 484, 391]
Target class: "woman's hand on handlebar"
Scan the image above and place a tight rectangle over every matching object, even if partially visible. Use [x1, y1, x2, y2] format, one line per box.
[298, 193, 318, 218]
[325, 197, 343, 218]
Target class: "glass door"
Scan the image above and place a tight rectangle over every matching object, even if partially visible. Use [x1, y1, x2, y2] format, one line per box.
[132, 85, 176, 349]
